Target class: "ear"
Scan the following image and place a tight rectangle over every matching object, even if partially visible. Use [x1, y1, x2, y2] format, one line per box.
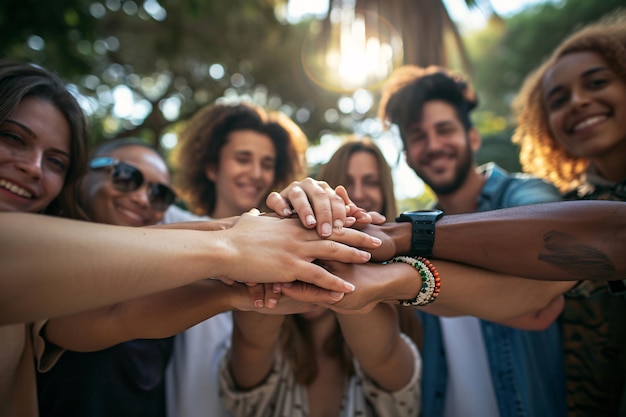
[468, 128, 481, 152]
[205, 164, 217, 182]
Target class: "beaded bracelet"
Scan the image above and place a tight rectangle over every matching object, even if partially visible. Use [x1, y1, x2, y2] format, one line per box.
[389, 255, 441, 306]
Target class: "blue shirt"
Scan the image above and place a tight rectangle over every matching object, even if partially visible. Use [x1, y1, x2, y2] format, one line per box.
[418, 163, 567, 417]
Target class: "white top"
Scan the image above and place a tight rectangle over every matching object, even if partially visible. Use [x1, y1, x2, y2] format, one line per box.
[219, 333, 421, 417]
[162, 205, 235, 417]
[440, 316, 500, 417]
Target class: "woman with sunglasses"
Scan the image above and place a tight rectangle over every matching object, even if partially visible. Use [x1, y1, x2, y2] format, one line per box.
[36, 138, 180, 417]
[0, 60, 380, 417]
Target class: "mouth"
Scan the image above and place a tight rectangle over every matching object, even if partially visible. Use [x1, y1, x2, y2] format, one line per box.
[0, 178, 34, 199]
[570, 114, 608, 133]
[116, 205, 147, 225]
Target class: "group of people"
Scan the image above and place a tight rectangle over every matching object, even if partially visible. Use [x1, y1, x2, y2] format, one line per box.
[0, 9, 625, 417]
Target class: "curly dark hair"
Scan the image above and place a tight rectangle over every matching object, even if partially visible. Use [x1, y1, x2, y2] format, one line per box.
[173, 102, 308, 215]
[378, 65, 478, 147]
[512, 11, 626, 192]
[0, 60, 88, 219]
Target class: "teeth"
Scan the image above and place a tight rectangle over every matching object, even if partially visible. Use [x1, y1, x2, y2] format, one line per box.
[573, 115, 606, 132]
[0, 179, 33, 198]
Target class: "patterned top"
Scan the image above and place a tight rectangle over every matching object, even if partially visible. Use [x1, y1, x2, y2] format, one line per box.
[560, 168, 626, 417]
[219, 334, 421, 417]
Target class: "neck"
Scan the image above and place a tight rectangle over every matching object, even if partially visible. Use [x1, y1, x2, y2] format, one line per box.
[590, 145, 626, 182]
[435, 166, 485, 214]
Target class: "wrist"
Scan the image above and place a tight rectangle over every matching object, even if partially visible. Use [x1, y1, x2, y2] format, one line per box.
[395, 209, 444, 258]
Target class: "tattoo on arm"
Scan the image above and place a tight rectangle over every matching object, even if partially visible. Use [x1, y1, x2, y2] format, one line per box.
[539, 231, 615, 279]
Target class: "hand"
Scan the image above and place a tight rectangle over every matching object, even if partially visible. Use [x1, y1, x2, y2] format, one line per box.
[222, 211, 382, 293]
[281, 261, 405, 315]
[267, 178, 378, 237]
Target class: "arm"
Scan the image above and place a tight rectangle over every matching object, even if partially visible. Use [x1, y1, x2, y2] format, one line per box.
[0, 211, 380, 325]
[365, 200, 626, 281]
[44, 279, 324, 352]
[336, 302, 414, 391]
[287, 260, 574, 326]
[228, 310, 285, 389]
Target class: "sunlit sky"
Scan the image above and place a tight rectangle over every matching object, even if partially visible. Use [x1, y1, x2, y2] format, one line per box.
[289, 0, 555, 201]
[287, 0, 554, 27]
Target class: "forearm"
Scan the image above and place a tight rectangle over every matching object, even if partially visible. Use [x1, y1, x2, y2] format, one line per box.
[44, 280, 245, 351]
[370, 201, 625, 281]
[415, 261, 575, 321]
[0, 213, 234, 324]
[433, 201, 625, 280]
[336, 304, 413, 391]
[150, 218, 236, 231]
[230, 311, 284, 389]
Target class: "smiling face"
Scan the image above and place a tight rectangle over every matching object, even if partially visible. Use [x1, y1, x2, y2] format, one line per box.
[0, 97, 71, 213]
[542, 51, 626, 175]
[404, 100, 479, 195]
[344, 150, 384, 214]
[81, 145, 171, 226]
[206, 129, 276, 218]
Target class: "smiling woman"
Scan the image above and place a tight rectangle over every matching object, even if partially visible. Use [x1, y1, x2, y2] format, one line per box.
[512, 12, 626, 417]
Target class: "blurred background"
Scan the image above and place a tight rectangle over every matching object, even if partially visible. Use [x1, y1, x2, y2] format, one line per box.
[1, 0, 623, 207]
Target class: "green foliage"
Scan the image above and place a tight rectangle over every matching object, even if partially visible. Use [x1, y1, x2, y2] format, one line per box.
[467, 0, 625, 124]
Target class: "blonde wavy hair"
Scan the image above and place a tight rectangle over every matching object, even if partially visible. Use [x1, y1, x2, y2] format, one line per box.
[512, 11, 626, 192]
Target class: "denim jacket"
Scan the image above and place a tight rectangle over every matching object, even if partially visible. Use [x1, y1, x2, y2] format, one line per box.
[418, 163, 567, 417]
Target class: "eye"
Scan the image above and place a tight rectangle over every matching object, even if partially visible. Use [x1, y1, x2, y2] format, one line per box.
[46, 155, 69, 173]
[262, 160, 275, 171]
[587, 77, 609, 89]
[0, 131, 25, 145]
[547, 93, 568, 110]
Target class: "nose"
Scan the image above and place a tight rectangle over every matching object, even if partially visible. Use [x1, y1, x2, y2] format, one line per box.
[128, 184, 152, 209]
[350, 181, 365, 199]
[570, 87, 591, 109]
[250, 161, 264, 179]
[15, 150, 43, 180]
[425, 134, 444, 153]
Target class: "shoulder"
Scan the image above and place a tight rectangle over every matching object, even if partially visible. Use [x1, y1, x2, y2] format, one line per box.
[481, 163, 562, 207]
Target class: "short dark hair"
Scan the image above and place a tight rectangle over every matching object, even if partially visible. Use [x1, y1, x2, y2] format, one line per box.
[379, 65, 478, 146]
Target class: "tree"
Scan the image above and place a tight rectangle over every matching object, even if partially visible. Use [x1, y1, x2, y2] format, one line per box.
[0, 0, 489, 150]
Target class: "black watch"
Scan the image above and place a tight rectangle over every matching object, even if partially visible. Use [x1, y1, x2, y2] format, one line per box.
[395, 209, 444, 257]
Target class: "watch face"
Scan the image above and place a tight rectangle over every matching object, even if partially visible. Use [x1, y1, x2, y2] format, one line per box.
[397, 209, 444, 222]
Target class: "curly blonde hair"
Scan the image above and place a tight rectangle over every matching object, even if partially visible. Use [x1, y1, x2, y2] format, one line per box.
[512, 12, 626, 192]
[174, 102, 308, 215]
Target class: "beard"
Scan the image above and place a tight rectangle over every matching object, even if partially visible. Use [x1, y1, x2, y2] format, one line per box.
[415, 141, 474, 196]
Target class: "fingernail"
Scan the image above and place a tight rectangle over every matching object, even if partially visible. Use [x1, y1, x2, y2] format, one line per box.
[343, 282, 356, 292]
[267, 298, 278, 307]
[254, 300, 264, 308]
[306, 215, 316, 226]
[371, 237, 382, 246]
[333, 219, 343, 231]
[283, 208, 292, 217]
[329, 291, 344, 300]
[321, 223, 332, 236]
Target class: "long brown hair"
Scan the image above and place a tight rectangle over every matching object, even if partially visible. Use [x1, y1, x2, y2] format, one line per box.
[0, 60, 88, 218]
[280, 137, 423, 385]
[317, 136, 398, 219]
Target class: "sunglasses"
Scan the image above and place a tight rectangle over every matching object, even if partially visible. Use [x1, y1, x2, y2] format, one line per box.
[89, 157, 177, 211]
